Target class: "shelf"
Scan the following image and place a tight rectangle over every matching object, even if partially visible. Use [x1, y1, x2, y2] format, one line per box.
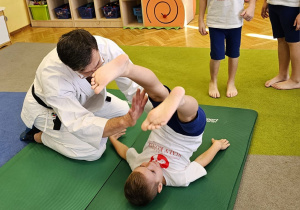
[26, 0, 125, 28]
[120, 0, 142, 28]
[26, 0, 193, 28]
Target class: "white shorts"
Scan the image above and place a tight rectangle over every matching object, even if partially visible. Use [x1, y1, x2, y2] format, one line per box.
[34, 93, 129, 161]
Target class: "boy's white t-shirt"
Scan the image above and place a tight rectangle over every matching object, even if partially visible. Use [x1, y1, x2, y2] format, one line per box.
[126, 125, 207, 187]
[267, 0, 300, 7]
[206, 0, 244, 29]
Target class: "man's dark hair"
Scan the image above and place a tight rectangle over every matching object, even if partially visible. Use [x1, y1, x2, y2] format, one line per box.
[124, 171, 159, 206]
[57, 29, 98, 71]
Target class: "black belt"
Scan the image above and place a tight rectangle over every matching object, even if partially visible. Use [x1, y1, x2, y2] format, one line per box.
[32, 85, 61, 130]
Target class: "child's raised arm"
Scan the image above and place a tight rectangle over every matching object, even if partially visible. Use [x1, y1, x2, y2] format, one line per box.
[194, 138, 230, 167]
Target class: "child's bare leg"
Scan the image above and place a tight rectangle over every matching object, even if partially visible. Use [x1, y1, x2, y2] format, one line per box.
[227, 57, 238, 97]
[209, 59, 221, 98]
[126, 66, 169, 103]
[272, 42, 300, 89]
[92, 54, 169, 99]
[142, 87, 191, 131]
[265, 38, 290, 87]
[176, 94, 199, 123]
[142, 87, 199, 130]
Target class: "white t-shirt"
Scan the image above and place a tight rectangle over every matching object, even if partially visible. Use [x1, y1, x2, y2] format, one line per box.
[126, 125, 207, 187]
[267, 0, 300, 7]
[206, 0, 245, 29]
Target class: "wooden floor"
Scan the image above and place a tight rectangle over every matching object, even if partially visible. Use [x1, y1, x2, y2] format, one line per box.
[9, 2, 277, 51]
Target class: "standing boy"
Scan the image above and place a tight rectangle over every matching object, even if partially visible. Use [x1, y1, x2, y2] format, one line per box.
[261, 0, 300, 89]
[198, 0, 256, 98]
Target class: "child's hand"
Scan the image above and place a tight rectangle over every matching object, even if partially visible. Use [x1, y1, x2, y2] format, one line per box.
[261, 2, 269, 19]
[294, 14, 300, 31]
[241, 5, 255, 21]
[211, 138, 230, 150]
[109, 129, 126, 141]
[198, 21, 208, 36]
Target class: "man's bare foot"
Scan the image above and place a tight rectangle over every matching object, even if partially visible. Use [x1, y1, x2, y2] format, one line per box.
[226, 83, 238, 98]
[265, 75, 289, 87]
[34, 132, 43, 143]
[271, 79, 300, 90]
[209, 81, 220, 98]
[91, 54, 129, 94]
[141, 87, 185, 131]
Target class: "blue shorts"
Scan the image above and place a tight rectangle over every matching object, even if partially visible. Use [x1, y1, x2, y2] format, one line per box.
[269, 4, 300, 43]
[149, 86, 206, 136]
[209, 27, 242, 60]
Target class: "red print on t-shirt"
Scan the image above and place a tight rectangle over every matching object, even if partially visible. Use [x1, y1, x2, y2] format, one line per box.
[150, 154, 169, 168]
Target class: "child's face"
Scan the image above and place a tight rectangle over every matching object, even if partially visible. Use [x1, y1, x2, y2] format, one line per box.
[134, 161, 164, 185]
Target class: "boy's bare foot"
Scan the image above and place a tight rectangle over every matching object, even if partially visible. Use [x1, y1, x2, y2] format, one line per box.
[271, 79, 300, 90]
[265, 75, 289, 87]
[91, 54, 129, 94]
[34, 132, 43, 143]
[209, 81, 220, 98]
[141, 87, 185, 131]
[226, 83, 238, 98]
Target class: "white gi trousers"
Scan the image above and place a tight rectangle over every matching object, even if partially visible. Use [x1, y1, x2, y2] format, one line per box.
[34, 92, 129, 161]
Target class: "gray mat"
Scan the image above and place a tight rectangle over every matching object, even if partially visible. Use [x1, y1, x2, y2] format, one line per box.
[0, 42, 56, 92]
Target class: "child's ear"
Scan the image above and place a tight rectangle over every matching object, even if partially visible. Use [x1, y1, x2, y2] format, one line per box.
[157, 183, 163, 193]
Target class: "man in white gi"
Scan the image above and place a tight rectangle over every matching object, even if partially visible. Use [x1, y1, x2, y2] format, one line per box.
[20, 29, 149, 161]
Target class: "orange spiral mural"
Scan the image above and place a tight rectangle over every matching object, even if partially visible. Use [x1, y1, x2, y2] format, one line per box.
[142, 0, 185, 28]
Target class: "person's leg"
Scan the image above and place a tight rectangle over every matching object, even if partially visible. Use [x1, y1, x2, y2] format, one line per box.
[208, 28, 225, 98]
[265, 38, 290, 87]
[271, 6, 300, 89]
[141, 87, 199, 131]
[33, 132, 106, 161]
[265, 4, 290, 87]
[225, 27, 241, 97]
[91, 54, 169, 101]
[272, 42, 300, 89]
[33, 111, 107, 161]
[227, 57, 238, 97]
[209, 59, 221, 98]
[40, 131, 107, 161]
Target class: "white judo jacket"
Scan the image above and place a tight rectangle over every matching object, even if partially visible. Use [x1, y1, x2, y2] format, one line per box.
[21, 36, 139, 150]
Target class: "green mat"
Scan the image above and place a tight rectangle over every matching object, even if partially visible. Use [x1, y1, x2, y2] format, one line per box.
[0, 90, 257, 209]
[0, 90, 143, 209]
[87, 105, 257, 210]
